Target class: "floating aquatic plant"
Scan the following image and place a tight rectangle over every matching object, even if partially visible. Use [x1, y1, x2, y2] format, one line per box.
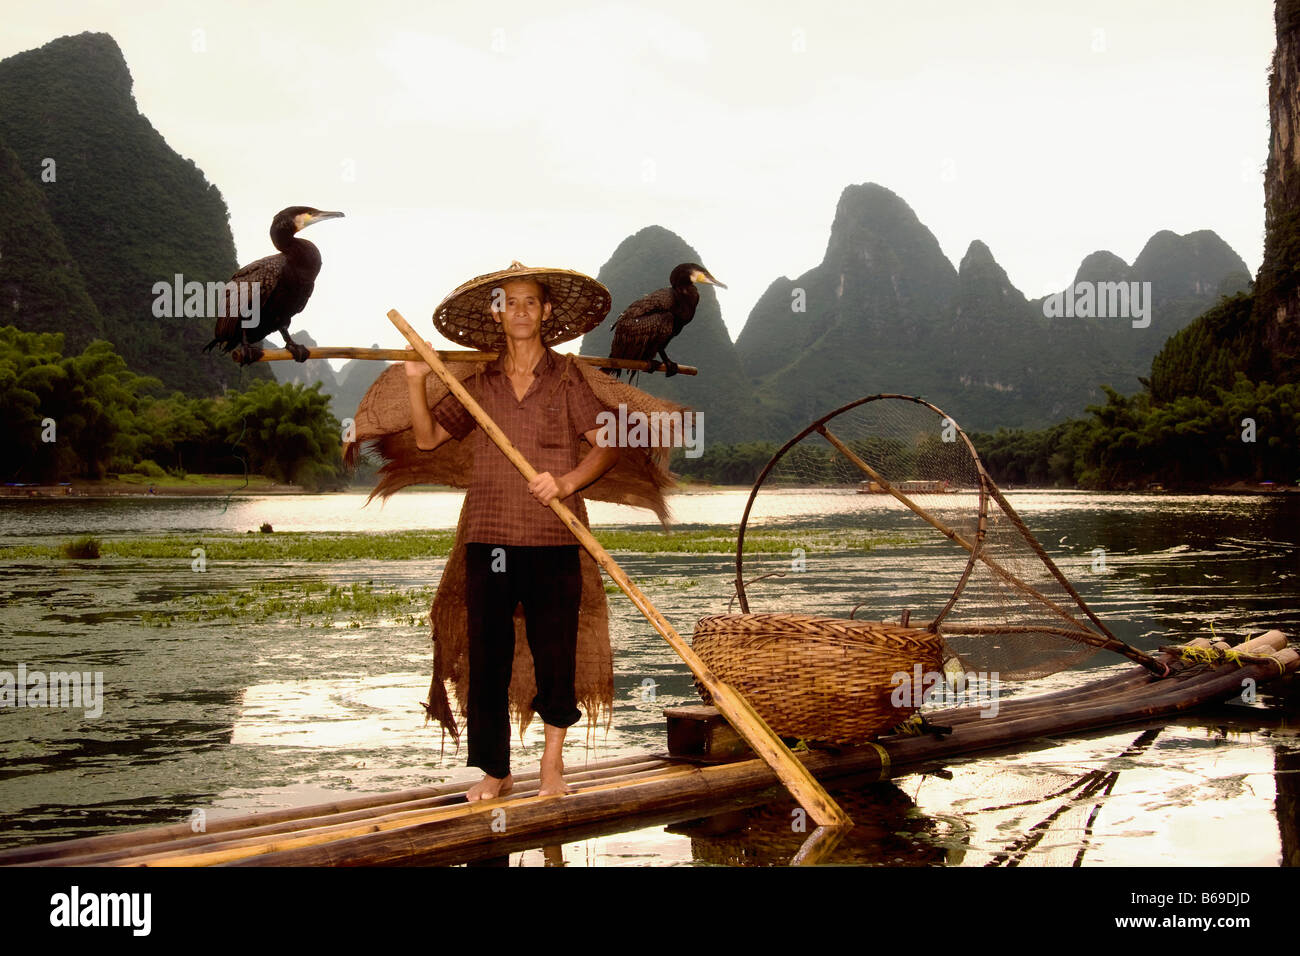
[139, 580, 435, 627]
[60, 535, 101, 559]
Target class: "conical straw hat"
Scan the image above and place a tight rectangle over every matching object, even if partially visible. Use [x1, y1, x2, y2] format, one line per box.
[433, 260, 612, 351]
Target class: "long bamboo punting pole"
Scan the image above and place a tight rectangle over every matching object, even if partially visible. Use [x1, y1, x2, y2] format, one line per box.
[250, 347, 697, 376]
[387, 308, 851, 829]
[814, 424, 1165, 675]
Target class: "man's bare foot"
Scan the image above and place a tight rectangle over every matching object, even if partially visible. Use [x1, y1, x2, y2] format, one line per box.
[538, 754, 571, 797]
[466, 772, 513, 802]
[538, 722, 572, 796]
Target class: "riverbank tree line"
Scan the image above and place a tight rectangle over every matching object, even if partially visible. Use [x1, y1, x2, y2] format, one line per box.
[6, 311, 1294, 495]
[1, 326, 348, 489]
[673, 374, 1299, 490]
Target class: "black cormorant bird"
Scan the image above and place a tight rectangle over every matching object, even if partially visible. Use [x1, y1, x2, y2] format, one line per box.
[203, 205, 344, 365]
[602, 262, 725, 379]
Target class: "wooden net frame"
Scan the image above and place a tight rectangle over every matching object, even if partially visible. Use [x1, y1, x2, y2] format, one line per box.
[733, 394, 1163, 678]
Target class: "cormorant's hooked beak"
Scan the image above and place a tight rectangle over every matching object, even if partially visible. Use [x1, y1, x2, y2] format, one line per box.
[693, 270, 727, 289]
[294, 210, 346, 231]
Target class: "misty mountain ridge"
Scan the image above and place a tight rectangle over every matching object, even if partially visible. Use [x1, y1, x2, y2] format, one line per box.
[596, 184, 1251, 439]
[266, 331, 378, 426]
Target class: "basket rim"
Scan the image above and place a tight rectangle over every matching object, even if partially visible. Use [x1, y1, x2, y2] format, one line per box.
[694, 612, 942, 643]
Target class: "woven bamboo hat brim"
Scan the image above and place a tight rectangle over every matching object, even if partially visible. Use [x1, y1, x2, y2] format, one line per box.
[433, 260, 612, 352]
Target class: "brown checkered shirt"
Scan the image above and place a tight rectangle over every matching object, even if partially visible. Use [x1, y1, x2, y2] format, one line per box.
[433, 349, 609, 546]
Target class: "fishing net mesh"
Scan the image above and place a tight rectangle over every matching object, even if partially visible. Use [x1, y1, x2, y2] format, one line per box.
[735, 395, 1102, 681]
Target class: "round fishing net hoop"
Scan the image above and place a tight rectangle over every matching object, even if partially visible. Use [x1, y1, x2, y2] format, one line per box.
[733, 394, 1122, 681]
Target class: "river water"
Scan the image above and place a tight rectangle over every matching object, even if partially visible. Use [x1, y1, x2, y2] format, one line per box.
[0, 489, 1297, 866]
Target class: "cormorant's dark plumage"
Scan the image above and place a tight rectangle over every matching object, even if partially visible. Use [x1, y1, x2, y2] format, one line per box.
[602, 262, 725, 379]
[203, 205, 344, 364]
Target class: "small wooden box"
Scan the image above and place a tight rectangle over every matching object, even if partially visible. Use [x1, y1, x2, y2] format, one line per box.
[664, 705, 754, 763]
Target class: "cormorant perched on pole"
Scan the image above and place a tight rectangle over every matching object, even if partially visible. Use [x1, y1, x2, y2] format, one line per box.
[602, 262, 725, 379]
[203, 206, 344, 365]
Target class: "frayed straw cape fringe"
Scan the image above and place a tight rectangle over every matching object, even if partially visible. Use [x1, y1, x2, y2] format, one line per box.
[344, 356, 682, 746]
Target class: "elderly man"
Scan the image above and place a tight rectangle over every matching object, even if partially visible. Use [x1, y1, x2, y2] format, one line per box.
[405, 267, 619, 800]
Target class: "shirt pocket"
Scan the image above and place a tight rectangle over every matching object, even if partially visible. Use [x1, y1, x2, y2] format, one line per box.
[539, 404, 568, 449]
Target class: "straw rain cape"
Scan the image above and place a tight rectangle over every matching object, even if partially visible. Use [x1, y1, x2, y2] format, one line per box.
[344, 357, 682, 744]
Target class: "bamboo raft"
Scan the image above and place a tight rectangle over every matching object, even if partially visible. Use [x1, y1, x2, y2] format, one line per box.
[2, 631, 1292, 868]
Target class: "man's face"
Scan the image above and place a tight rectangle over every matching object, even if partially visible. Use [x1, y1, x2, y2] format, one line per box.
[493, 278, 552, 344]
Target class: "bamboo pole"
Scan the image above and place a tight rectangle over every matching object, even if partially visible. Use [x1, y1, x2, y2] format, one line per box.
[0, 752, 663, 866]
[388, 308, 851, 829]
[925, 666, 1158, 729]
[931, 655, 1200, 725]
[814, 424, 1164, 674]
[932, 674, 1160, 730]
[1237, 631, 1289, 654]
[16, 757, 679, 868]
[250, 347, 697, 376]
[129, 764, 705, 867]
[222, 759, 787, 867]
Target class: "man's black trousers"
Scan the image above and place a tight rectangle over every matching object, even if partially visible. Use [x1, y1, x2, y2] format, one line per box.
[464, 543, 583, 779]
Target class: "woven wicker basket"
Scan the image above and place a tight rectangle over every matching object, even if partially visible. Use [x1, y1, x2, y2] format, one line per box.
[692, 613, 944, 745]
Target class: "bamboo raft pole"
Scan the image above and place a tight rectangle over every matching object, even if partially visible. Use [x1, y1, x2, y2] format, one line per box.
[0, 754, 675, 867]
[931, 636, 1275, 724]
[250, 346, 697, 376]
[386, 308, 850, 830]
[100, 765, 710, 869]
[933, 631, 1290, 731]
[5, 636, 1291, 867]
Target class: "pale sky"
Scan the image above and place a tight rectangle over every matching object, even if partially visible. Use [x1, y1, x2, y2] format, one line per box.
[3, 1, 1277, 366]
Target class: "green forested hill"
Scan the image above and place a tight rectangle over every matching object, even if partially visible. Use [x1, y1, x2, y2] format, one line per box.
[1255, 0, 1300, 380]
[942, 238, 1107, 427]
[0, 135, 105, 348]
[1148, 292, 1270, 403]
[0, 32, 264, 395]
